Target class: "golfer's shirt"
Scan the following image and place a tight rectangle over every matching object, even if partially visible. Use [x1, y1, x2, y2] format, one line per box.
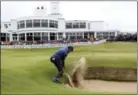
[54, 47, 68, 61]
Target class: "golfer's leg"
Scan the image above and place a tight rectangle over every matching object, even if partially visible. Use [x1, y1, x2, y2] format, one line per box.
[50, 56, 60, 81]
[51, 63, 62, 83]
[56, 68, 63, 78]
[50, 56, 63, 83]
[55, 60, 63, 78]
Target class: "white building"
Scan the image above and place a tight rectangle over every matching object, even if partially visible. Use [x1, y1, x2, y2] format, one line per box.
[1, 1, 119, 42]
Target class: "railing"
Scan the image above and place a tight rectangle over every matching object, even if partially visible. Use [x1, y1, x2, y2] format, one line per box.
[1, 40, 106, 49]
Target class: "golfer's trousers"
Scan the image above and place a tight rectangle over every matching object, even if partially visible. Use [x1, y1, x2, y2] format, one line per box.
[50, 55, 63, 78]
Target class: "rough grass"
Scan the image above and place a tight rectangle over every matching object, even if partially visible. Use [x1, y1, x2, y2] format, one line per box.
[1, 42, 137, 94]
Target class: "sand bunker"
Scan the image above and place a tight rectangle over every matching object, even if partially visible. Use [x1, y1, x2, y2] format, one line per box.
[64, 57, 137, 94]
[82, 80, 137, 93]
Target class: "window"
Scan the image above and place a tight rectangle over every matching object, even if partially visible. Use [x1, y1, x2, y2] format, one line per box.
[19, 34, 25, 41]
[100, 32, 102, 34]
[77, 33, 80, 36]
[20, 20, 25, 28]
[7, 33, 9, 37]
[109, 32, 114, 36]
[66, 22, 72, 29]
[106, 32, 108, 34]
[12, 34, 17, 36]
[55, 21, 58, 28]
[41, 6, 44, 9]
[4, 24, 8, 28]
[58, 33, 62, 36]
[41, 20, 48, 27]
[17, 22, 20, 29]
[1, 33, 6, 37]
[26, 20, 32, 28]
[103, 32, 106, 36]
[58, 33, 63, 39]
[88, 23, 90, 29]
[19, 34, 25, 37]
[103, 32, 108, 39]
[80, 22, 86, 28]
[111, 32, 115, 36]
[66, 33, 69, 36]
[42, 33, 48, 36]
[42, 33, 48, 40]
[66, 23, 68, 28]
[34, 33, 40, 36]
[69, 33, 72, 36]
[97, 32, 100, 36]
[58, 36, 62, 40]
[27, 33, 33, 36]
[73, 22, 79, 28]
[49, 20, 55, 28]
[33, 20, 40, 27]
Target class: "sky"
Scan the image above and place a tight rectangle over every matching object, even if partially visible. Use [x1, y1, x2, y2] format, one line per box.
[1, 1, 137, 32]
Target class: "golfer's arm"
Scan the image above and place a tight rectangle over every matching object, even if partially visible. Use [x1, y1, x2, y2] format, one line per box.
[62, 53, 67, 68]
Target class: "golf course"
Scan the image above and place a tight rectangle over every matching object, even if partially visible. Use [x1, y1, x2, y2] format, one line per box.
[1, 42, 137, 94]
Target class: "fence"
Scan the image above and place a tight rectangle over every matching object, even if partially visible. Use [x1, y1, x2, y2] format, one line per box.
[1, 40, 106, 49]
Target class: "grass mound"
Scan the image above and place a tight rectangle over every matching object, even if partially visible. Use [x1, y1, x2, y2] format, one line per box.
[85, 67, 137, 81]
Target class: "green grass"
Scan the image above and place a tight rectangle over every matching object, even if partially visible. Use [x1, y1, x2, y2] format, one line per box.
[1, 42, 137, 94]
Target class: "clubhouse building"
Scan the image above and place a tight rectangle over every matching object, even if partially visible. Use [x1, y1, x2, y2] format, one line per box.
[1, 1, 120, 42]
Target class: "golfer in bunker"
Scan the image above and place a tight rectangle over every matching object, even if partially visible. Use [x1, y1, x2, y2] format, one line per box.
[50, 46, 74, 83]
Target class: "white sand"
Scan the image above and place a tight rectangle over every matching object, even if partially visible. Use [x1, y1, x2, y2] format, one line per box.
[81, 80, 137, 94]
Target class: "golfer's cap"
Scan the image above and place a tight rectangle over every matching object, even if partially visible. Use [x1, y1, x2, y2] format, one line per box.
[68, 46, 74, 51]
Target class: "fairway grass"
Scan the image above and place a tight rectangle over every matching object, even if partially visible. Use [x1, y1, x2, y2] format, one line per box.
[1, 42, 137, 94]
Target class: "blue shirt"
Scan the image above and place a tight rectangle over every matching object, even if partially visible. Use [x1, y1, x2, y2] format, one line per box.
[54, 47, 69, 61]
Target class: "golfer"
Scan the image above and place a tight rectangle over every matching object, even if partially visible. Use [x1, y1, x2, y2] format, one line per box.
[50, 46, 74, 83]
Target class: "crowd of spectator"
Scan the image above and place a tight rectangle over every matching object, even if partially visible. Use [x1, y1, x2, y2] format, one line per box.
[107, 32, 137, 42]
[1, 39, 91, 45]
[1, 32, 136, 45]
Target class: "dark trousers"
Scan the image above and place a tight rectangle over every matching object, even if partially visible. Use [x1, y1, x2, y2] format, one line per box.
[50, 55, 63, 78]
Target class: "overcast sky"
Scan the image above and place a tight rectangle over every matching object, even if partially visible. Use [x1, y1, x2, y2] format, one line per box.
[1, 1, 137, 32]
